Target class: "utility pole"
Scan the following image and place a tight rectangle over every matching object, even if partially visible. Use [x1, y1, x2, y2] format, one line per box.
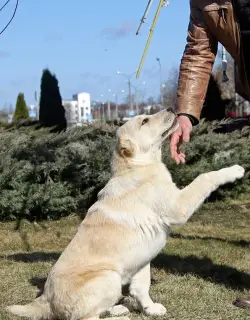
[107, 89, 113, 120]
[156, 57, 164, 105]
[115, 94, 118, 118]
[136, 95, 139, 115]
[131, 82, 146, 115]
[117, 71, 136, 115]
[101, 103, 105, 121]
[112, 93, 119, 119]
[133, 87, 139, 116]
[107, 99, 111, 120]
[112, 89, 124, 119]
[100, 94, 105, 121]
[128, 79, 132, 111]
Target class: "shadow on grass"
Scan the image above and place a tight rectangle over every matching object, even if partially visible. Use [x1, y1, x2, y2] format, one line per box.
[29, 277, 47, 297]
[171, 233, 250, 248]
[0, 251, 61, 263]
[152, 253, 250, 291]
[2, 250, 250, 291]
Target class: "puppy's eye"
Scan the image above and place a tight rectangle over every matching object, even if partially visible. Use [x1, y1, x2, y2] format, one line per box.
[142, 118, 149, 126]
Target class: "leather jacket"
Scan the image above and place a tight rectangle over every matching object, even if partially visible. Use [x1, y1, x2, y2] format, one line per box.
[175, 0, 250, 124]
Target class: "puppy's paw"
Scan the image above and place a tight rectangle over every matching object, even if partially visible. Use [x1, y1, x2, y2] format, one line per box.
[103, 305, 130, 317]
[222, 165, 245, 183]
[143, 303, 166, 316]
[230, 165, 245, 179]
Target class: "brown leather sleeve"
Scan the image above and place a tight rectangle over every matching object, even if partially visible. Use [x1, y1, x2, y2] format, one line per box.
[175, 6, 218, 123]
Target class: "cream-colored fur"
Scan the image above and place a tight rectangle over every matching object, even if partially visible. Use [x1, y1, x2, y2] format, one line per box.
[7, 109, 245, 320]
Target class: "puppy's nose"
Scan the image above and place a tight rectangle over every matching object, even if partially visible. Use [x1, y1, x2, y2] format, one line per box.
[166, 107, 175, 114]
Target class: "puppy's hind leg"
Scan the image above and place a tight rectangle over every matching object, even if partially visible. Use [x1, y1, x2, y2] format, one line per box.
[71, 270, 123, 320]
[169, 165, 245, 225]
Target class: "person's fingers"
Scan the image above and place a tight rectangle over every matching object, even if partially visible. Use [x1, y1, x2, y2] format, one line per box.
[174, 153, 185, 165]
[175, 155, 181, 164]
[170, 116, 192, 164]
[182, 127, 191, 142]
[170, 133, 180, 159]
[176, 142, 186, 164]
[170, 121, 190, 164]
[179, 154, 186, 164]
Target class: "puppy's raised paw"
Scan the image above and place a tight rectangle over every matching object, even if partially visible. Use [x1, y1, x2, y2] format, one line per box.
[227, 165, 245, 181]
[144, 303, 166, 316]
[219, 164, 245, 184]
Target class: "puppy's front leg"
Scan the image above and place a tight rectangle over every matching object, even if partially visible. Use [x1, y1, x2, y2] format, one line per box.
[129, 264, 166, 316]
[170, 165, 245, 225]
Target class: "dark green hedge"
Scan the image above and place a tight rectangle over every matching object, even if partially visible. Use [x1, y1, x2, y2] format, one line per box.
[0, 119, 249, 221]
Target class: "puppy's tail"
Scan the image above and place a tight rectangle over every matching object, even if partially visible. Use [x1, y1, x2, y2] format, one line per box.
[6, 295, 52, 319]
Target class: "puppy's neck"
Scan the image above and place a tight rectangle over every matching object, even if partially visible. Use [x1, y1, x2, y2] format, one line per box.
[111, 149, 162, 176]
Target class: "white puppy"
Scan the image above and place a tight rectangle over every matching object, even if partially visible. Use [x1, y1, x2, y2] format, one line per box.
[7, 108, 245, 320]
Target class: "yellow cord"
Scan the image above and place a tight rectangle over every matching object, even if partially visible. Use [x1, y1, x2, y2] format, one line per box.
[136, 0, 165, 79]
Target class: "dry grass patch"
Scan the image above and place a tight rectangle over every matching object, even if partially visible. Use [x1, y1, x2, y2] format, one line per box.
[0, 203, 250, 320]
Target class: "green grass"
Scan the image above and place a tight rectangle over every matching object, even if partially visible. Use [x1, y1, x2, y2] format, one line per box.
[0, 202, 250, 320]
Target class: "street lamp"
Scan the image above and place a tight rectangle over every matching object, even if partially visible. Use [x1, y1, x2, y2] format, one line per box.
[156, 57, 164, 105]
[116, 71, 136, 111]
[112, 89, 125, 118]
[106, 89, 113, 121]
[100, 94, 105, 121]
[112, 93, 117, 119]
[131, 81, 146, 115]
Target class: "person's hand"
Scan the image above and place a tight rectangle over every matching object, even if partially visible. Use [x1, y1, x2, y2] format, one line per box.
[170, 115, 192, 164]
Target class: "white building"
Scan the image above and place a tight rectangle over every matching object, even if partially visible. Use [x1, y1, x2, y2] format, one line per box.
[62, 100, 78, 127]
[28, 104, 38, 119]
[63, 92, 91, 127]
[73, 92, 91, 122]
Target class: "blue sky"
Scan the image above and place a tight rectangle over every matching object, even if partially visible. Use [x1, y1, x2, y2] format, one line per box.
[0, 0, 192, 109]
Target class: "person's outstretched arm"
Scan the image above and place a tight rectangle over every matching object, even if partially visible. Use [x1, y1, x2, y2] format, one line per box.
[171, 4, 218, 164]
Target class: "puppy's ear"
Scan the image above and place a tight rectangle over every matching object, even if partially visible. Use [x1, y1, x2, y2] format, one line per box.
[118, 135, 134, 157]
